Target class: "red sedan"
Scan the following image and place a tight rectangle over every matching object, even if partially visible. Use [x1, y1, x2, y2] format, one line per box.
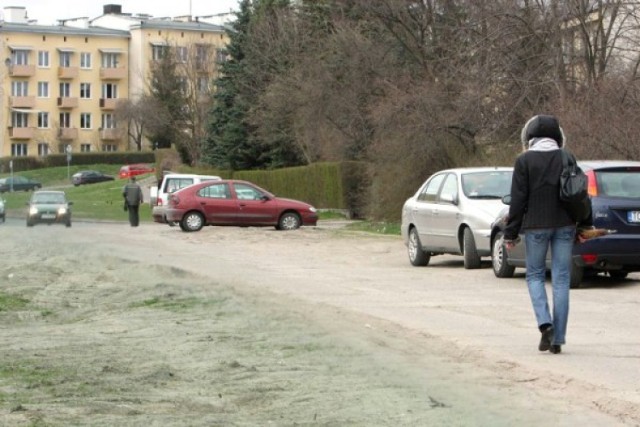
[118, 163, 155, 179]
[164, 179, 319, 232]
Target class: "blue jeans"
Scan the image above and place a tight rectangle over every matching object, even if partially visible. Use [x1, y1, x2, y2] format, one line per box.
[524, 226, 575, 345]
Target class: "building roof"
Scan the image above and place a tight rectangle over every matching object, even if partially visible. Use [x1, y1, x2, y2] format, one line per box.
[0, 22, 129, 38]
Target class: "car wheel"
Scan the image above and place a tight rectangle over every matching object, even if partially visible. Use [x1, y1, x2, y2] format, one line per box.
[27, 220, 34, 227]
[277, 212, 301, 230]
[608, 270, 628, 279]
[463, 227, 481, 269]
[492, 231, 515, 278]
[408, 227, 430, 266]
[66, 220, 72, 228]
[570, 262, 584, 289]
[181, 211, 204, 232]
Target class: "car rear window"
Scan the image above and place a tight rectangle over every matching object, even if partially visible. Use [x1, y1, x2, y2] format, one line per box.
[596, 170, 640, 198]
[462, 171, 513, 199]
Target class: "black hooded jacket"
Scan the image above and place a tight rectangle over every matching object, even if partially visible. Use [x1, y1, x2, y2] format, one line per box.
[503, 148, 576, 241]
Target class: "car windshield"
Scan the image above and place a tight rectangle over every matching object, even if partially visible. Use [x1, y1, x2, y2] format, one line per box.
[462, 171, 513, 199]
[33, 193, 66, 204]
[596, 170, 640, 198]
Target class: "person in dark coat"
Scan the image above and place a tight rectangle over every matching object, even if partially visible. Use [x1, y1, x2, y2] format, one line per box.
[123, 176, 144, 227]
[503, 114, 590, 355]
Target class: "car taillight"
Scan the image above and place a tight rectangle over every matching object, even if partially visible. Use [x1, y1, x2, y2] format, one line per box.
[586, 170, 598, 196]
[581, 254, 598, 265]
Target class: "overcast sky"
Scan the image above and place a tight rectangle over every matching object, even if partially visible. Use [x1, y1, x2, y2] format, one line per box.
[2, 0, 240, 25]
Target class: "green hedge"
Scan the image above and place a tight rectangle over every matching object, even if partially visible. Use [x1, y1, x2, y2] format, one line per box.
[0, 152, 155, 174]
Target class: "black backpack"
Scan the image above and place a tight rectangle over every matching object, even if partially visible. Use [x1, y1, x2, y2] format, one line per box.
[559, 149, 591, 223]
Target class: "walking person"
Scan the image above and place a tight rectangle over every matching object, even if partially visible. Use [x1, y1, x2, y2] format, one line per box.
[123, 176, 144, 227]
[503, 114, 590, 354]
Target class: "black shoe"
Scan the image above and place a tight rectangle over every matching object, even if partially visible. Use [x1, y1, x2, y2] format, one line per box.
[538, 326, 554, 351]
[549, 345, 562, 354]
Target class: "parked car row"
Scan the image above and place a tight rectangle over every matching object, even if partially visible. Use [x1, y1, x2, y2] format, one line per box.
[401, 161, 640, 288]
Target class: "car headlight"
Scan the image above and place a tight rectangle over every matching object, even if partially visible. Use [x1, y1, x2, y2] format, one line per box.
[58, 207, 67, 215]
[29, 206, 38, 215]
[309, 207, 317, 213]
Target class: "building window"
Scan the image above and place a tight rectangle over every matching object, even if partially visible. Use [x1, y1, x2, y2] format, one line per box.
[101, 52, 119, 68]
[59, 51, 72, 67]
[101, 113, 116, 129]
[11, 81, 29, 96]
[80, 144, 91, 152]
[38, 81, 49, 98]
[197, 77, 209, 93]
[80, 83, 91, 99]
[38, 143, 49, 156]
[102, 144, 117, 152]
[11, 112, 29, 128]
[38, 50, 50, 67]
[101, 83, 118, 99]
[59, 112, 71, 128]
[59, 82, 71, 98]
[80, 52, 91, 69]
[38, 112, 49, 128]
[11, 143, 28, 157]
[11, 50, 29, 65]
[80, 113, 91, 129]
[176, 46, 188, 63]
[152, 44, 167, 60]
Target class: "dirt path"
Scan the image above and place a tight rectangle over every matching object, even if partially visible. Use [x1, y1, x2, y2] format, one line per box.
[0, 219, 638, 426]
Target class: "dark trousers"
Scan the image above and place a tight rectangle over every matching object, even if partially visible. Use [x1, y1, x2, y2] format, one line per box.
[127, 204, 140, 227]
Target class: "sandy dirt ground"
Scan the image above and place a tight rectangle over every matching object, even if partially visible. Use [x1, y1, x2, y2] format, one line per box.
[1, 218, 639, 426]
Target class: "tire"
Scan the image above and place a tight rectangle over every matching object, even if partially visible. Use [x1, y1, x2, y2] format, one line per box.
[66, 220, 72, 228]
[27, 220, 34, 227]
[570, 262, 584, 289]
[609, 270, 628, 279]
[408, 227, 430, 266]
[492, 231, 515, 278]
[277, 212, 301, 230]
[463, 227, 481, 269]
[180, 211, 204, 232]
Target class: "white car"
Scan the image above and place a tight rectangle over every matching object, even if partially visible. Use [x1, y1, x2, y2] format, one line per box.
[151, 173, 221, 224]
[401, 167, 513, 269]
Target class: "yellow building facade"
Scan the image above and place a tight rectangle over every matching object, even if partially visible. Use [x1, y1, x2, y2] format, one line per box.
[0, 5, 229, 158]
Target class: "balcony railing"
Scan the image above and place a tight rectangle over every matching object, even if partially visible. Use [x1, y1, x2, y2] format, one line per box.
[57, 128, 78, 140]
[10, 96, 36, 108]
[9, 127, 35, 139]
[57, 97, 79, 108]
[100, 67, 127, 80]
[58, 66, 79, 79]
[99, 98, 119, 110]
[8, 64, 35, 77]
[99, 127, 123, 140]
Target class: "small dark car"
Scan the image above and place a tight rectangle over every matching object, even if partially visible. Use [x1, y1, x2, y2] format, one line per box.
[164, 179, 318, 232]
[26, 190, 73, 227]
[490, 160, 640, 288]
[72, 170, 115, 186]
[0, 176, 42, 193]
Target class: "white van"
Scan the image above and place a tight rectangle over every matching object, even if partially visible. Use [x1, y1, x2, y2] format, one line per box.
[151, 173, 221, 224]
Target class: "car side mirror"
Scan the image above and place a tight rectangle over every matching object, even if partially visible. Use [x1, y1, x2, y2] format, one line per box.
[501, 195, 511, 205]
[261, 194, 271, 201]
[440, 193, 458, 205]
[68, 201, 74, 205]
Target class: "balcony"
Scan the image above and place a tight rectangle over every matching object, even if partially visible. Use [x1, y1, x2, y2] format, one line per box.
[99, 98, 119, 110]
[9, 127, 35, 139]
[57, 128, 78, 140]
[100, 67, 127, 80]
[58, 66, 79, 79]
[8, 64, 35, 77]
[57, 97, 79, 108]
[10, 96, 36, 108]
[100, 128, 124, 140]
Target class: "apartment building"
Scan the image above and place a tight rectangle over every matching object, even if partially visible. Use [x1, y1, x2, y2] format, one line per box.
[0, 4, 229, 158]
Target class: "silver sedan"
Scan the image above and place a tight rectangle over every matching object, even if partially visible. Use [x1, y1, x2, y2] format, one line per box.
[401, 167, 513, 269]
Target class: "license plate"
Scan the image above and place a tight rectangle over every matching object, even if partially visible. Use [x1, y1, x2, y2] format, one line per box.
[628, 211, 640, 223]
[41, 214, 55, 219]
